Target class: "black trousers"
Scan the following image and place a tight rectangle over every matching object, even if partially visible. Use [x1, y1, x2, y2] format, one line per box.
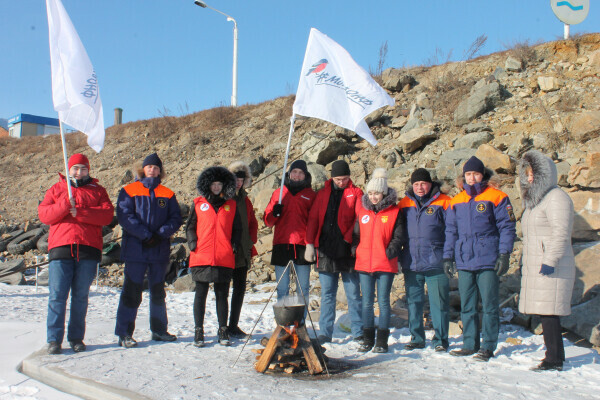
[540, 315, 565, 364]
[228, 267, 248, 328]
[194, 281, 229, 329]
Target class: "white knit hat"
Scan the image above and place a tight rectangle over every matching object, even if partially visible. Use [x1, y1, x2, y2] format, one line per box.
[366, 168, 388, 194]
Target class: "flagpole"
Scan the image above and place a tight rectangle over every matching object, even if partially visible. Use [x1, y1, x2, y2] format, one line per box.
[278, 114, 296, 204]
[59, 121, 73, 199]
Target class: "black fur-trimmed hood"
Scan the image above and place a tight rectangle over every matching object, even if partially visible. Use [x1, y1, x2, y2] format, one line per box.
[197, 166, 236, 200]
[361, 188, 398, 213]
[519, 150, 558, 209]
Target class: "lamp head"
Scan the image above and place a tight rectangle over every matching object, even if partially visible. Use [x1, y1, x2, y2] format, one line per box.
[194, 0, 208, 8]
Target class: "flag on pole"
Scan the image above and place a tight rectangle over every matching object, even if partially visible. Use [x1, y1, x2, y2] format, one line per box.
[46, 0, 105, 152]
[293, 28, 394, 146]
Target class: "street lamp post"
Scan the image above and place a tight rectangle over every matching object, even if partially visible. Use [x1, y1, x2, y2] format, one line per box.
[194, 0, 238, 107]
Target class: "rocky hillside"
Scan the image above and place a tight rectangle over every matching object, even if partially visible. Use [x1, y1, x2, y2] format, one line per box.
[1, 34, 600, 346]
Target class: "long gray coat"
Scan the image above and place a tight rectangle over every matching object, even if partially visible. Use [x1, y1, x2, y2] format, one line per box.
[518, 150, 575, 316]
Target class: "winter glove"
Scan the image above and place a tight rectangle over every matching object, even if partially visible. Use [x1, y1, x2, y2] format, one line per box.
[304, 244, 316, 263]
[272, 204, 284, 218]
[494, 253, 510, 276]
[142, 233, 162, 248]
[540, 264, 555, 276]
[188, 241, 196, 252]
[350, 246, 357, 258]
[443, 258, 456, 279]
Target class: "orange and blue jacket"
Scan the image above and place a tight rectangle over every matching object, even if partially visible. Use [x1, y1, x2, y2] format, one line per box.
[443, 181, 516, 270]
[117, 177, 182, 263]
[398, 185, 451, 272]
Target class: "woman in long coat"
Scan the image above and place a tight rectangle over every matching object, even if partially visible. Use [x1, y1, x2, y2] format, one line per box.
[518, 150, 575, 372]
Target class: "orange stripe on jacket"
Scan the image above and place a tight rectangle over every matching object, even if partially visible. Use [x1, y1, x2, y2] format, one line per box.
[123, 181, 175, 198]
[450, 187, 507, 208]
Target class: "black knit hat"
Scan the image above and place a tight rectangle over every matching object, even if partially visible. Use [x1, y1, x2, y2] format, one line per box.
[463, 156, 485, 174]
[143, 153, 163, 171]
[331, 160, 351, 177]
[410, 168, 432, 184]
[289, 159, 308, 174]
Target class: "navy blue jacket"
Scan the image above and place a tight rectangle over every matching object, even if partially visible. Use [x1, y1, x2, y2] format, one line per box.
[117, 177, 182, 263]
[443, 181, 516, 271]
[399, 185, 452, 272]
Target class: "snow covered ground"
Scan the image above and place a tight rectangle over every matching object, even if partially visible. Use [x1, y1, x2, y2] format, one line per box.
[1, 282, 599, 400]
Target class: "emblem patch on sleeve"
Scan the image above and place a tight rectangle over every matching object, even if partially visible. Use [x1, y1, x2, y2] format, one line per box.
[507, 204, 515, 221]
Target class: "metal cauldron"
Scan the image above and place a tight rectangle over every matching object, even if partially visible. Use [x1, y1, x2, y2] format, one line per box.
[273, 303, 305, 326]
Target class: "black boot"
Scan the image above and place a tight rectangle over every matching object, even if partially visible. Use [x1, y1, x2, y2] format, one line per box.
[194, 327, 205, 348]
[218, 326, 231, 346]
[358, 327, 375, 352]
[373, 329, 390, 353]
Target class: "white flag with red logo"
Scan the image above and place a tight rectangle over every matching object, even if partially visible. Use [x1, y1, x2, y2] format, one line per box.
[46, 0, 105, 152]
[293, 28, 394, 146]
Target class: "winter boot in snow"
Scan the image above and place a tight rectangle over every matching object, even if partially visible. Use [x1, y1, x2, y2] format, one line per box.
[358, 327, 375, 352]
[47, 341, 61, 355]
[118, 335, 138, 348]
[373, 329, 390, 353]
[193, 327, 205, 348]
[218, 326, 231, 346]
[151, 331, 177, 342]
[69, 340, 86, 353]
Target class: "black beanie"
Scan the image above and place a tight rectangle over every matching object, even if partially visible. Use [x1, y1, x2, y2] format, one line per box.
[143, 153, 163, 171]
[331, 160, 351, 177]
[463, 156, 485, 174]
[234, 170, 246, 179]
[289, 159, 308, 174]
[411, 168, 432, 184]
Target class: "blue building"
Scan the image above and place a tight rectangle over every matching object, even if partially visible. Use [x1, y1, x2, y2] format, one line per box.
[8, 114, 60, 138]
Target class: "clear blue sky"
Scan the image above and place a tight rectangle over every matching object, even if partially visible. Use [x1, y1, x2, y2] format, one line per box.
[1, 1, 598, 127]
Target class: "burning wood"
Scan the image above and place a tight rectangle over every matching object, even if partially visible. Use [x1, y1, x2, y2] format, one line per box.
[254, 324, 326, 375]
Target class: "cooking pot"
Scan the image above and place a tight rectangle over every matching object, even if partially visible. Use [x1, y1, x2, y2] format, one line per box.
[273, 303, 305, 326]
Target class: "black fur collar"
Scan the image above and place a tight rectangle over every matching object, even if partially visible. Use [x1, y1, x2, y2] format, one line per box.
[197, 166, 236, 200]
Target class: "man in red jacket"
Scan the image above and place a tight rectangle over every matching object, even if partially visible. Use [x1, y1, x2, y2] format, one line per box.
[39, 153, 114, 355]
[305, 160, 363, 344]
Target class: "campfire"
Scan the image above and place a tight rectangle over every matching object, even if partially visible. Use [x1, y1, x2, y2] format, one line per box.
[254, 296, 327, 375]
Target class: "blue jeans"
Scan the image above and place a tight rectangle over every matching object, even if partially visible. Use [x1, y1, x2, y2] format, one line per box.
[458, 269, 499, 352]
[318, 271, 363, 339]
[359, 272, 395, 330]
[404, 270, 450, 348]
[274, 263, 311, 302]
[47, 258, 98, 343]
[115, 261, 169, 337]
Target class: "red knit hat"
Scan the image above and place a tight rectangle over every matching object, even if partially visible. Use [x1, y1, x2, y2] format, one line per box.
[68, 153, 90, 170]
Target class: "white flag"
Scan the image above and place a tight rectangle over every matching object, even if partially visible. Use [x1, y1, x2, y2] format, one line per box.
[46, 0, 105, 152]
[293, 28, 394, 146]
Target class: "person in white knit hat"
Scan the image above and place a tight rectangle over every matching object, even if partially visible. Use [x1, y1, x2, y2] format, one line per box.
[352, 168, 405, 353]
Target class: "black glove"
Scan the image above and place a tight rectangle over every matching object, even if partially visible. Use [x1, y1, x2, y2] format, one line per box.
[142, 233, 162, 248]
[494, 253, 510, 276]
[272, 204, 283, 218]
[443, 258, 456, 279]
[540, 264, 554, 276]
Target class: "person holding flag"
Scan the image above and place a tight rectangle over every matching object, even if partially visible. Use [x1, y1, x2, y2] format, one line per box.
[39, 154, 114, 355]
[42, 0, 112, 355]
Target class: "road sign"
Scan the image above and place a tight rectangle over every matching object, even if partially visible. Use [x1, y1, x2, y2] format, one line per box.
[551, 0, 590, 25]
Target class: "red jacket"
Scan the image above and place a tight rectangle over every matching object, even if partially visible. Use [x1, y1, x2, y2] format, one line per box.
[305, 180, 362, 246]
[355, 202, 400, 274]
[244, 196, 259, 257]
[264, 186, 316, 246]
[38, 174, 114, 251]
[189, 197, 237, 269]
